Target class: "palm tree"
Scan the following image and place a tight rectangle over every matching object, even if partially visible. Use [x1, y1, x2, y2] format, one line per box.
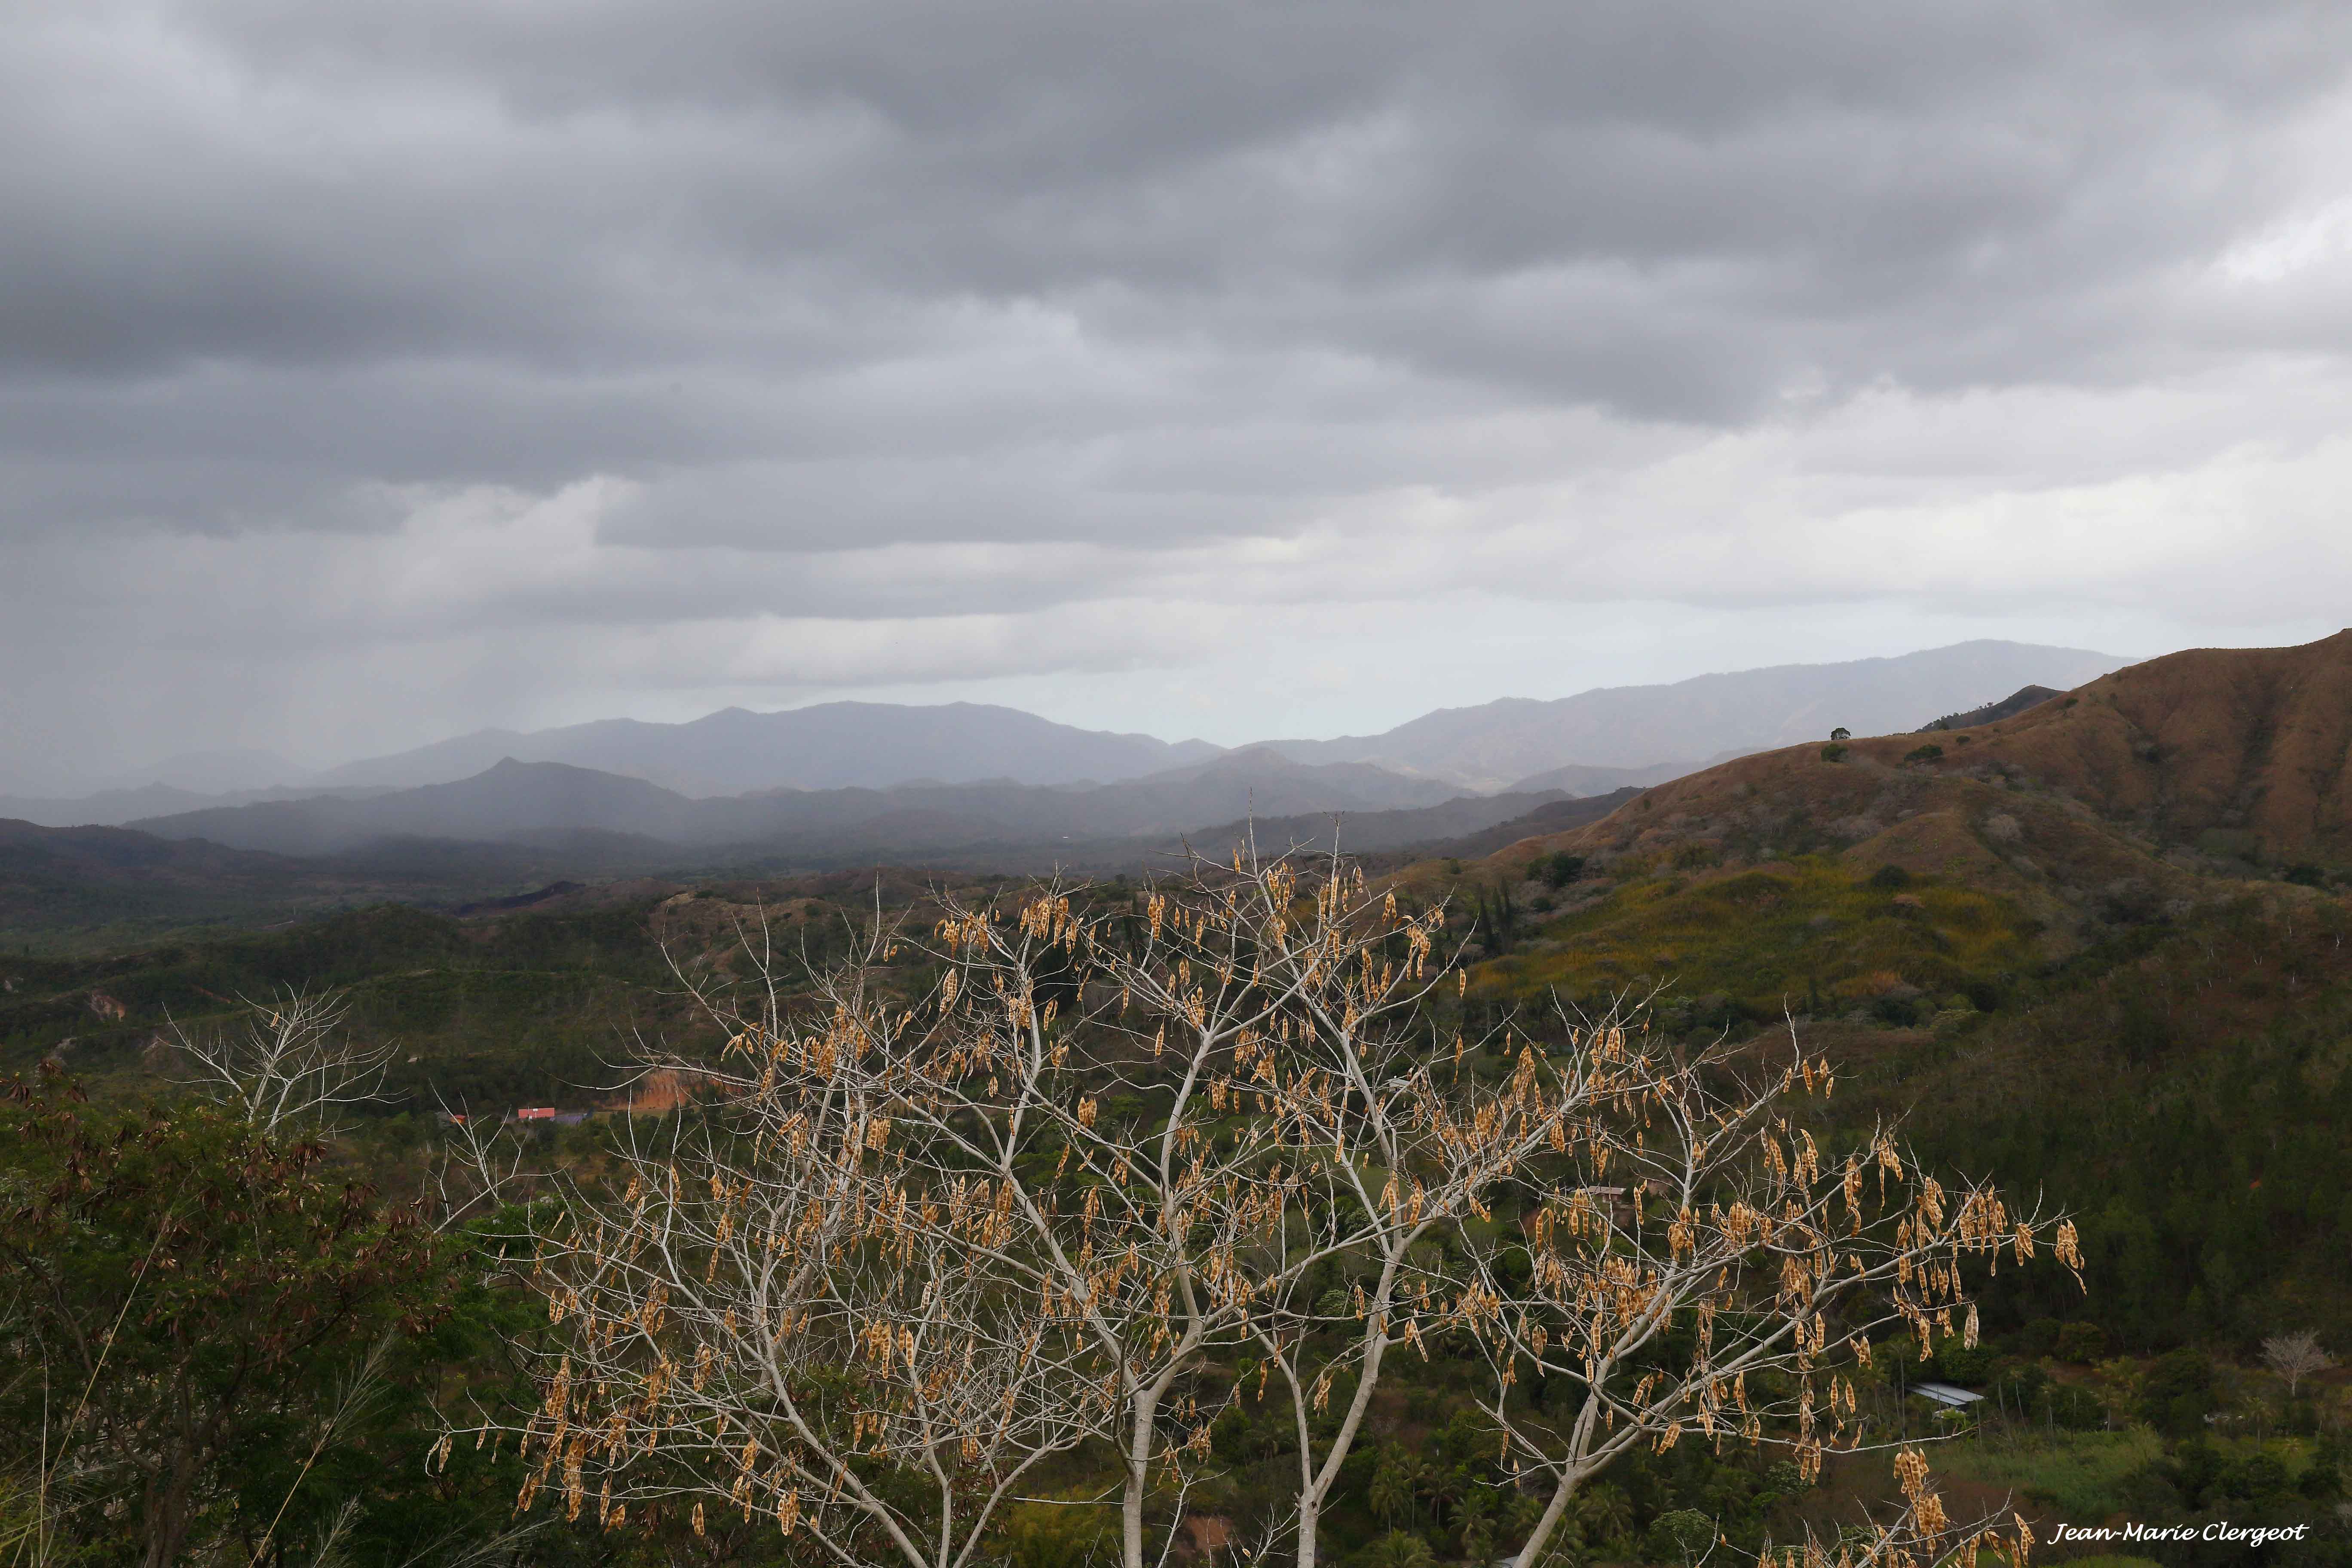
[1455, 1485, 1498, 1563]
[1367, 1531, 1436, 1568]
[1572, 1483, 1632, 1551]
[1422, 1464, 1468, 1528]
[1371, 1452, 1432, 1528]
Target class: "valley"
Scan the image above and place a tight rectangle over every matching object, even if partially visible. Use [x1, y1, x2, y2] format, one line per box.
[4, 634, 2347, 1568]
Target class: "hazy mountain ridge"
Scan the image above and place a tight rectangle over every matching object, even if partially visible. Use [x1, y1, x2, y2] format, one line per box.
[315, 701, 1225, 795]
[25, 643, 2132, 820]
[0, 782, 393, 830]
[127, 748, 1470, 860]
[1263, 640, 2132, 788]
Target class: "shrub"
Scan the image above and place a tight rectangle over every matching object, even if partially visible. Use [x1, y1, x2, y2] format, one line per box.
[2138, 1348, 2217, 1434]
[1648, 1510, 1717, 1565]
[1539, 852, 1586, 888]
[2057, 1322, 2108, 1362]
[1868, 864, 1912, 890]
[1820, 744, 1849, 763]
[1932, 1344, 1997, 1385]
[2045, 1383, 2107, 1430]
[1872, 995, 1922, 1028]
[1903, 744, 1945, 764]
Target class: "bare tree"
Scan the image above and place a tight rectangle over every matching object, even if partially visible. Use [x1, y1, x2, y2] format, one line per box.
[169, 986, 393, 1134]
[1106, 854, 1569, 1568]
[2264, 1332, 2334, 1399]
[476, 857, 2068, 1568]
[1458, 1004, 2078, 1568]
[480, 939, 1108, 1568]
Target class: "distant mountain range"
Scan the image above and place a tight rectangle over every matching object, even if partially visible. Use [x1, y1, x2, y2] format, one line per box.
[311, 701, 1224, 795]
[6, 640, 2130, 829]
[123, 748, 1492, 861]
[1264, 640, 2132, 789]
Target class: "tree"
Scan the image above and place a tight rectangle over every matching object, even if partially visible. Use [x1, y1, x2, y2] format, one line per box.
[0, 1065, 450, 1568]
[2263, 1332, 2334, 1398]
[488, 855, 2064, 1568]
[1370, 1451, 1426, 1527]
[1453, 1480, 1499, 1561]
[1121, 857, 1570, 1568]
[168, 985, 392, 1135]
[1457, 1009, 2075, 1568]
[1830, 728, 1851, 742]
[505, 854, 1550, 1568]
[1573, 1481, 1630, 1547]
[1366, 1530, 1436, 1568]
[478, 926, 1107, 1568]
[1649, 1507, 1716, 1565]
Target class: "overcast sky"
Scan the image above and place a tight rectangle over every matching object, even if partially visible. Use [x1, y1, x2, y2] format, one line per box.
[6, 0, 2352, 787]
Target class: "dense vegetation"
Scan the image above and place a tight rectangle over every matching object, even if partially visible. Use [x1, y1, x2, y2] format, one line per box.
[1, 849, 2346, 1566]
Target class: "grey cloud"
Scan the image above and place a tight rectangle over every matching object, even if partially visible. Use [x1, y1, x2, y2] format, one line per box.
[5, 0, 2352, 779]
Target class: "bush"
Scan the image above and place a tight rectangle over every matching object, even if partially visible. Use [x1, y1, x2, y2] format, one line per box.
[2056, 1322, 2108, 1362]
[1904, 744, 1945, 764]
[1932, 1344, 1997, 1385]
[1539, 853, 1587, 888]
[1648, 1509, 1717, 1565]
[1868, 864, 1912, 890]
[2138, 1348, 2217, 1434]
[1820, 744, 1849, 763]
[2224, 1452, 2292, 1501]
[1873, 995, 1923, 1028]
[2044, 1383, 2108, 1430]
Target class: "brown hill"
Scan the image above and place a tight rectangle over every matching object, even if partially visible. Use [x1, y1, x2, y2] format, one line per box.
[1381, 634, 2351, 1010]
[1467, 631, 2352, 885]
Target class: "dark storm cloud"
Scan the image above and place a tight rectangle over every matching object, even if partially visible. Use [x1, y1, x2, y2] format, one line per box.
[9, 3, 2345, 410]
[4, 0, 2352, 782]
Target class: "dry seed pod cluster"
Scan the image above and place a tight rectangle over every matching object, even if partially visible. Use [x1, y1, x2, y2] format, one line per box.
[466, 853, 2073, 1568]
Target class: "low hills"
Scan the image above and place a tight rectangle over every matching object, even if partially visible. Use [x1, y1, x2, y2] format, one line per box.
[1421, 631, 2352, 1021]
[1475, 631, 2352, 881]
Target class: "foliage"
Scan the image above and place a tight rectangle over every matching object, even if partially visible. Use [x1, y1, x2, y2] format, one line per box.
[0, 1065, 456, 1566]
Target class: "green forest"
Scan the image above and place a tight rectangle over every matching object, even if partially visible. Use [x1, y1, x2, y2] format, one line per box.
[2, 854, 2347, 1568]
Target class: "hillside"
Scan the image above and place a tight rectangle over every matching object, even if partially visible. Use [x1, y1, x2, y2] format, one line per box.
[1920, 683, 2064, 732]
[1366, 634, 2352, 1357]
[1451, 631, 2352, 916]
[0, 817, 582, 950]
